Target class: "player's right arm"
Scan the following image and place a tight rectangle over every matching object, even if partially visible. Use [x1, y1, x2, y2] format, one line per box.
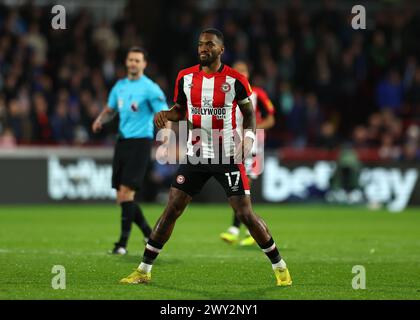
[154, 71, 188, 129]
[154, 103, 186, 128]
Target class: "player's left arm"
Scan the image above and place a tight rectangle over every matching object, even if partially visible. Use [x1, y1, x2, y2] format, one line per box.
[238, 100, 256, 159]
[239, 101, 256, 134]
[235, 77, 256, 159]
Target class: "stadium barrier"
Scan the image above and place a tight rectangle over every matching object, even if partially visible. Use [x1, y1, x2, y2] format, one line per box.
[0, 147, 419, 210]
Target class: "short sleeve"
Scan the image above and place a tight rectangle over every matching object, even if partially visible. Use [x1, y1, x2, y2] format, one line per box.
[107, 83, 118, 110]
[234, 75, 253, 103]
[174, 73, 187, 105]
[148, 83, 169, 113]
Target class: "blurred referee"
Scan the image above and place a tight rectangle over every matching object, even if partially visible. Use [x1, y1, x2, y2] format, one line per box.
[92, 47, 169, 255]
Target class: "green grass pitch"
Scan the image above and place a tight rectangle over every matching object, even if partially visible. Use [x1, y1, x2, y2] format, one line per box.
[0, 203, 419, 300]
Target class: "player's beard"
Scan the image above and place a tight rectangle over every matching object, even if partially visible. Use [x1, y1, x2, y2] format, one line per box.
[198, 53, 217, 67]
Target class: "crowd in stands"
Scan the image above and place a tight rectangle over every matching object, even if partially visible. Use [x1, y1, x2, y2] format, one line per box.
[0, 0, 419, 161]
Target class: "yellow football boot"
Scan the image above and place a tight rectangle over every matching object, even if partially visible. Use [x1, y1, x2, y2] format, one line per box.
[274, 267, 292, 286]
[120, 269, 151, 284]
[239, 235, 256, 246]
[220, 232, 239, 244]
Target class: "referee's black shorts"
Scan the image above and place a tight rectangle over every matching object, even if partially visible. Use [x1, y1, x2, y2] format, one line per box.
[171, 156, 251, 198]
[112, 138, 152, 191]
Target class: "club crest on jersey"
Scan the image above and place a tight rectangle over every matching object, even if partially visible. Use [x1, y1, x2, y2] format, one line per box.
[176, 175, 185, 184]
[131, 102, 138, 112]
[220, 82, 231, 93]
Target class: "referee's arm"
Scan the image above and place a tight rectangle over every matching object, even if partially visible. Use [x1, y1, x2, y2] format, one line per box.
[92, 106, 117, 133]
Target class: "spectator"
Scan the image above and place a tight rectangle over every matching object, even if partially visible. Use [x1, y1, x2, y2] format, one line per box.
[305, 93, 324, 145]
[286, 92, 324, 147]
[369, 30, 390, 78]
[376, 69, 404, 114]
[0, 127, 17, 148]
[406, 124, 419, 145]
[8, 99, 32, 143]
[277, 40, 296, 82]
[352, 125, 370, 149]
[378, 133, 401, 160]
[316, 121, 339, 150]
[406, 67, 420, 118]
[25, 22, 47, 66]
[0, 94, 7, 134]
[0, 0, 418, 161]
[31, 92, 52, 143]
[400, 142, 420, 162]
[51, 102, 75, 144]
[366, 112, 383, 147]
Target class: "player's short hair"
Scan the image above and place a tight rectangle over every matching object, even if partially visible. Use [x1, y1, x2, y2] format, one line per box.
[200, 28, 224, 44]
[127, 46, 148, 60]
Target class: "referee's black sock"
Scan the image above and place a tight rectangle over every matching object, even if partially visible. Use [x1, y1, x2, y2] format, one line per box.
[117, 201, 136, 248]
[133, 204, 152, 238]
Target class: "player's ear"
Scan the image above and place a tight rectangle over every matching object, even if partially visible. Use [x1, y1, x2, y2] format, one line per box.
[220, 45, 225, 55]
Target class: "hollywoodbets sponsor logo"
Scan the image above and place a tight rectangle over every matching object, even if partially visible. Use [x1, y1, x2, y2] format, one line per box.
[191, 107, 226, 119]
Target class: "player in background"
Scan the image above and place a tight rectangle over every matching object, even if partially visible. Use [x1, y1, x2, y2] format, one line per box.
[120, 29, 292, 286]
[92, 47, 169, 255]
[220, 61, 276, 246]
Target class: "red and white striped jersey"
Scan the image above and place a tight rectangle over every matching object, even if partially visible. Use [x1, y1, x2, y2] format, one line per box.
[174, 64, 252, 158]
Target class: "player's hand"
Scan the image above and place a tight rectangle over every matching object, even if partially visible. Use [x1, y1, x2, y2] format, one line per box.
[92, 119, 102, 133]
[234, 136, 254, 164]
[243, 136, 254, 159]
[234, 139, 244, 164]
[154, 111, 168, 129]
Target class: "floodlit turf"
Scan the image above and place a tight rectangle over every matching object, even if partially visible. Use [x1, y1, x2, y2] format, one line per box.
[0, 203, 419, 300]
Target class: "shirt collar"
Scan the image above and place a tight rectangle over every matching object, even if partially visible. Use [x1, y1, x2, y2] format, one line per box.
[199, 63, 224, 73]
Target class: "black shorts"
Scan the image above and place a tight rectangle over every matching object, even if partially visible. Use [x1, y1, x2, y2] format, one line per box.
[112, 138, 152, 191]
[171, 157, 250, 198]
